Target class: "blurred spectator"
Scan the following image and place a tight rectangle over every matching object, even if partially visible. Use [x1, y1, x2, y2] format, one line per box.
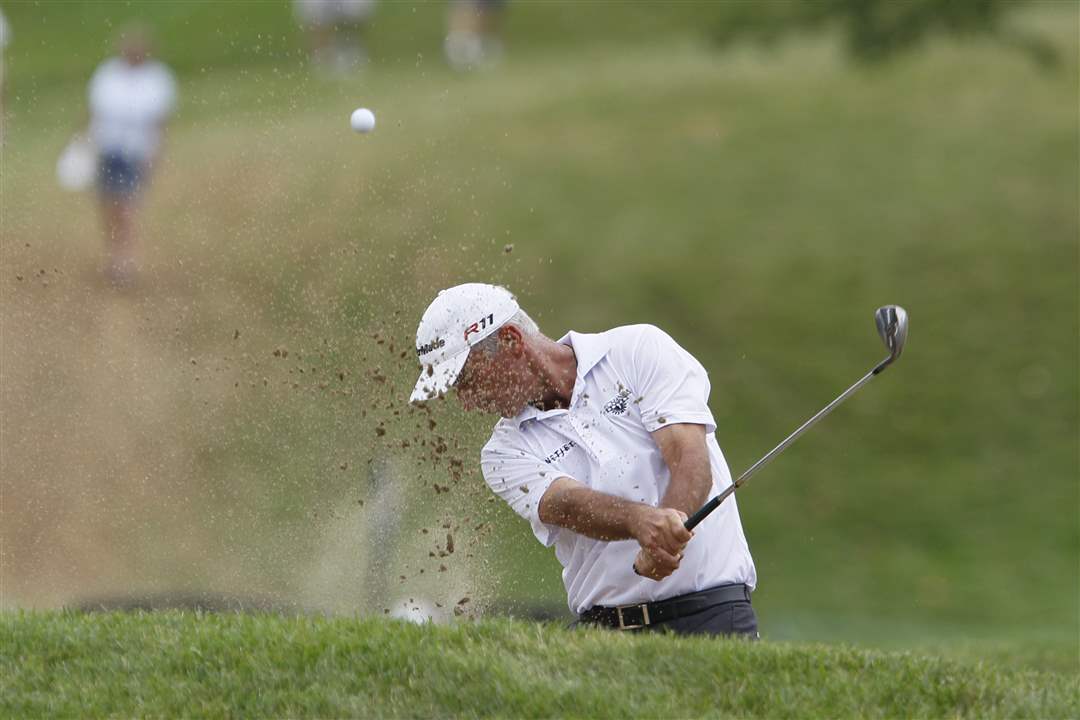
[294, 0, 375, 75]
[0, 6, 10, 143]
[444, 0, 506, 71]
[87, 25, 176, 287]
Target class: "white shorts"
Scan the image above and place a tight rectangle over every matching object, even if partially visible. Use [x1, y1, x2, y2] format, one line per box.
[294, 0, 375, 26]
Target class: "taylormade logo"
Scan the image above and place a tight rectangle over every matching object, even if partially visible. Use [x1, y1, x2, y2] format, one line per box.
[416, 338, 446, 356]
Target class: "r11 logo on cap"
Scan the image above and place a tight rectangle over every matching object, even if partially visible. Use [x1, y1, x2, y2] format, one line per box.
[464, 313, 496, 341]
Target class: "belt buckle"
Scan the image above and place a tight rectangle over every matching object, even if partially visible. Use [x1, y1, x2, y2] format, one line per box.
[616, 603, 650, 630]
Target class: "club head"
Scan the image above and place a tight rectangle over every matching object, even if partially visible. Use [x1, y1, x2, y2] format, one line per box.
[874, 305, 908, 363]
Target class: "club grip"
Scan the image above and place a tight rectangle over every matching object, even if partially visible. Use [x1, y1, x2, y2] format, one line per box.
[684, 485, 736, 530]
[684, 497, 720, 530]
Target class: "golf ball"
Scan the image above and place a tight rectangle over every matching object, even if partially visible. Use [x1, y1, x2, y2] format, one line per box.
[350, 107, 376, 134]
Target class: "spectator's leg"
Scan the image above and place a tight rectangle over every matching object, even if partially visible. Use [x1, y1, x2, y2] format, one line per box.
[476, 0, 505, 63]
[103, 197, 137, 286]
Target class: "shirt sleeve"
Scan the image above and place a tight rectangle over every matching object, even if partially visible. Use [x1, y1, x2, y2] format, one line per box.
[481, 435, 564, 548]
[627, 325, 717, 434]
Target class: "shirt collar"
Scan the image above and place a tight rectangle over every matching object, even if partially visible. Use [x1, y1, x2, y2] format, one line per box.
[512, 331, 610, 428]
[558, 330, 609, 379]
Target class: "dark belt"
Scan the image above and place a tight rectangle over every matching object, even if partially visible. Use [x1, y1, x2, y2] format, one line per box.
[578, 583, 751, 631]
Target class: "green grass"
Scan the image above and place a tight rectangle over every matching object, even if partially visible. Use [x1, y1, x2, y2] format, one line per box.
[1, 0, 1076, 682]
[2, 612, 1076, 718]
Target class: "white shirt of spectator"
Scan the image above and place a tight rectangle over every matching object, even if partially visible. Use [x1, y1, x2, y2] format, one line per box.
[0, 8, 10, 84]
[294, 0, 375, 26]
[481, 325, 757, 615]
[88, 58, 176, 161]
[0, 8, 10, 50]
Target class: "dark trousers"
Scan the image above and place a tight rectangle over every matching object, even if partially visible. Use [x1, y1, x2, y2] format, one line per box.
[572, 592, 760, 638]
[643, 599, 759, 638]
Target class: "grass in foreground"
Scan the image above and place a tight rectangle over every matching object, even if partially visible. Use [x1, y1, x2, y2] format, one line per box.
[2, 612, 1077, 718]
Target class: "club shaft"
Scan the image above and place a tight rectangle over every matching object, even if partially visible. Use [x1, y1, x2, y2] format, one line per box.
[684, 356, 891, 530]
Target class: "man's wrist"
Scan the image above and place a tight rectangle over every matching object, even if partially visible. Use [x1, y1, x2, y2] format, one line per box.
[625, 502, 650, 542]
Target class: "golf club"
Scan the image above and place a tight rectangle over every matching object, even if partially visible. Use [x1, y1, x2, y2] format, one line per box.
[683, 305, 909, 531]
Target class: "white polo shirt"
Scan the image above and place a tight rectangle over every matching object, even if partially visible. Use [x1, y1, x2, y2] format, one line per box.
[88, 58, 177, 161]
[481, 324, 757, 615]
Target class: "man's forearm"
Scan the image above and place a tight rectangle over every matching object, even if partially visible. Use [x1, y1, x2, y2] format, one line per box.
[538, 478, 645, 542]
[659, 442, 712, 516]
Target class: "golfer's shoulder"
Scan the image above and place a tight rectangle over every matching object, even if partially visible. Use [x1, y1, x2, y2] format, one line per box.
[599, 324, 682, 364]
[480, 418, 525, 459]
[601, 323, 672, 344]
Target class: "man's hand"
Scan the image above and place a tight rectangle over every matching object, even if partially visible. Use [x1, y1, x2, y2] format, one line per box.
[631, 507, 691, 581]
[633, 546, 687, 581]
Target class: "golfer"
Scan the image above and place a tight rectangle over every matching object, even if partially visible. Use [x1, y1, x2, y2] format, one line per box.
[410, 283, 758, 636]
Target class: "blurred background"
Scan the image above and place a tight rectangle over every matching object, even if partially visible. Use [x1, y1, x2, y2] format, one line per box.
[1, 1, 1076, 672]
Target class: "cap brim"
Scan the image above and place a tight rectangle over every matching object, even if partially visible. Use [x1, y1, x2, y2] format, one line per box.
[409, 349, 470, 404]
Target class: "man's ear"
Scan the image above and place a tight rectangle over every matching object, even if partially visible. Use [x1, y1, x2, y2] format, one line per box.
[497, 324, 525, 354]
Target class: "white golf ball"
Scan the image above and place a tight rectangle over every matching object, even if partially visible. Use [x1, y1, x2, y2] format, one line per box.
[350, 107, 376, 134]
[390, 596, 441, 624]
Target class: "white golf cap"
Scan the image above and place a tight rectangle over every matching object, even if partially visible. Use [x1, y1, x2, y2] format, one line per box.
[409, 283, 520, 403]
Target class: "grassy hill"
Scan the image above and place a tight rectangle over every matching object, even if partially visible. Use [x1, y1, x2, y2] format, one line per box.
[1, 0, 1076, 678]
[3, 612, 1077, 718]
